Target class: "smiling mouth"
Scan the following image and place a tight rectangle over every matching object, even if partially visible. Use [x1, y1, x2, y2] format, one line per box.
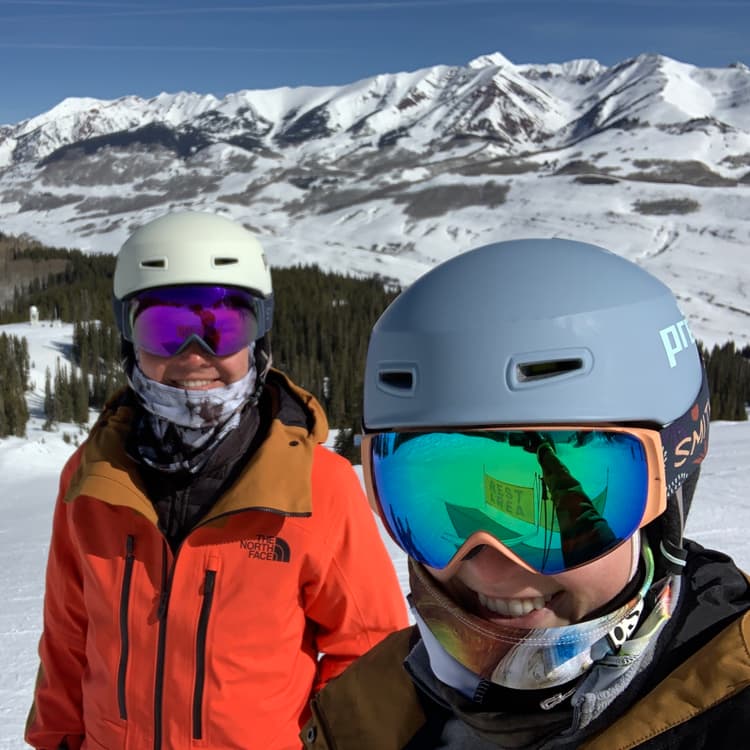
[174, 379, 216, 388]
[477, 592, 554, 618]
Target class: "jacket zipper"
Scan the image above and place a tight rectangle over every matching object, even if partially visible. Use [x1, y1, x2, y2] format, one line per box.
[117, 535, 135, 720]
[193, 569, 217, 739]
[153, 541, 171, 750]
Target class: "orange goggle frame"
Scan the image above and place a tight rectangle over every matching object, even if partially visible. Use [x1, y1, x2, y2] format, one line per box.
[361, 425, 668, 576]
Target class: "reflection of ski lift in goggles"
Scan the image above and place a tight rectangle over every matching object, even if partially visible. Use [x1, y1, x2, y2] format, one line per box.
[124, 285, 274, 357]
[362, 374, 710, 576]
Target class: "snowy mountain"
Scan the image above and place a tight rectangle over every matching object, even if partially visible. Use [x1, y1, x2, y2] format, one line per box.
[1, 52, 749, 346]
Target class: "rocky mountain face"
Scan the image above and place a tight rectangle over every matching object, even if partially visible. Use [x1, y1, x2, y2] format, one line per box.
[0, 52, 748, 345]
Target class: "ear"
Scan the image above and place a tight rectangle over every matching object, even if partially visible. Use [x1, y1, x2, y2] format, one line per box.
[121, 339, 137, 374]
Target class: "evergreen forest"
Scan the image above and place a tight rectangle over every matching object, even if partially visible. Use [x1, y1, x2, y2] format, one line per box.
[0, 235, 749, 461]
[0, 236, 399, 457]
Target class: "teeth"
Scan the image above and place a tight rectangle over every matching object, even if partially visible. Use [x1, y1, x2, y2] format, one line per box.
[477, 592, 551, 617]
[176, 380, 214, 388]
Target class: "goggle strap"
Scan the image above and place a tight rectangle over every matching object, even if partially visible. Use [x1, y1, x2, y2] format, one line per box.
[659, 539, 688, 573]
[113, 294, 132, 340]
[259, 295, 275, 338]
[605, 543, 655, 651]
[674, 484, 685, 539]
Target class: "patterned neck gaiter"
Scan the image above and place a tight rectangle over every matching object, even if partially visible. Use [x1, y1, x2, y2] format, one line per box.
[128, 345, 258, 473]
[411, 543, 669, 692]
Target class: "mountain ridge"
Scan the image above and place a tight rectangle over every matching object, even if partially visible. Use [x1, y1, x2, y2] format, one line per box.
[0, 51, 748, 347]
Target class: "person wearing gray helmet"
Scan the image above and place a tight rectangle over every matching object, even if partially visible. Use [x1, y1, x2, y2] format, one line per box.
[25, 211, 408, 750]
[302, 238, 750, 750]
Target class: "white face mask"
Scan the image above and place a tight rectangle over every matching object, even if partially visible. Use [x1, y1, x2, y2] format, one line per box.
[129, 358, 257, 431]
[411, 542, 663, 692]
[128, 345, 258, 472]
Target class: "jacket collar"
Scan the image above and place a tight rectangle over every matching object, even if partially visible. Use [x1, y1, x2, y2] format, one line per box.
[64, 369, 327, 523]
[581, 610, 750, 749]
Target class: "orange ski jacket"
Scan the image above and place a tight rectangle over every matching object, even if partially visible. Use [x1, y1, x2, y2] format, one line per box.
[26, 372, 408, 750]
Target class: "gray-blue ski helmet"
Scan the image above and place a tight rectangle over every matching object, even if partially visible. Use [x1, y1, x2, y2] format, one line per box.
[363, 238, 709, 570]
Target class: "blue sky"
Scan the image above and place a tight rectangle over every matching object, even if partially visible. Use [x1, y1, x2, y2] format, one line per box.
[1, 0, 748, 125]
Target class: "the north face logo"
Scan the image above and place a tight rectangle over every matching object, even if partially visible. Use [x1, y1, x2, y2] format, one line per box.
[240, 534, 291, 562]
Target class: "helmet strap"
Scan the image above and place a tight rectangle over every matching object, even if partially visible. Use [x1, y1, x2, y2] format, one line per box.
[654, 484, 690, 575]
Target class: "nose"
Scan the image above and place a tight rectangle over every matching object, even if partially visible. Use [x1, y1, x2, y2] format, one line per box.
[461, 540, 540, 580]
[430, 537, 539, 585]
[175, 340, 214, 361]
[470, 543, 522, 569]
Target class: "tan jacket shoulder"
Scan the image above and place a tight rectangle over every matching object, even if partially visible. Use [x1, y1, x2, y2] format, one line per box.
[303, 612, 750, 750]
[304, 628, 423, 750]
[581, 609, 750, 750]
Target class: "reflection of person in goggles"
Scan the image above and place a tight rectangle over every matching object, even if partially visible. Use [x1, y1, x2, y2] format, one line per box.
[303, 238, 750, 750]
[364, 388, 709, 580]
[522, 432, 618, 568]
[364, 424, 669, 576]
[125, 284, 272, 358]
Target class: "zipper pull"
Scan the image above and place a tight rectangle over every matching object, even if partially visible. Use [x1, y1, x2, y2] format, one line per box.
[157, 540, 171, 620]
[157, 589, 169, 620]
[539, 685, 577, 711]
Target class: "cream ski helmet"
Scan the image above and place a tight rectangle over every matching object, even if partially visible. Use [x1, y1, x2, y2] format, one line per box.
[113, 211, 274, 382]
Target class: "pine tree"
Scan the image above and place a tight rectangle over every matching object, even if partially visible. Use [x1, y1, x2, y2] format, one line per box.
[43, 367, 54, 429]
[701, 341, 750, 421]
[54, 359, 74, 423]
[0, 390, 6, 437]
[0, 333, 30, 437]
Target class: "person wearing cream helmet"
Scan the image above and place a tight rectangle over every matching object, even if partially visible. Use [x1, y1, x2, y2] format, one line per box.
[26, 211, 408, 750]
[303, 237, 750, 750]
[112, 209, 276, 398]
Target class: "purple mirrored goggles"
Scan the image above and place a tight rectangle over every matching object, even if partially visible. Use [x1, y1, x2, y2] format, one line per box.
[120, 285, 274, 358]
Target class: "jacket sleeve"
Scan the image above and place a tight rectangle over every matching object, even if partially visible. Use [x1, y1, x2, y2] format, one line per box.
[25, 448, 87, 750]
[304, 448, 409, 692]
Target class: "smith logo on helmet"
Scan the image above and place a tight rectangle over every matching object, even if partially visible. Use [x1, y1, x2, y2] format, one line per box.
[661, 380, 710, 497]
[659, 318, 695, 368]
[672, 396, 710, 470]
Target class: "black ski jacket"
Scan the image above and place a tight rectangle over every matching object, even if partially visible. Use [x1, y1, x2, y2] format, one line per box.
[303, 541, 750, 749]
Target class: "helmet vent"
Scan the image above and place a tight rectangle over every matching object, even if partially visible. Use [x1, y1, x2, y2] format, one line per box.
[213, 256, 239, 267]
[377, 367, 416, 396]
[507, 349, 593, 390]
[139, 258, 167, 269]
[517, 358, 583, 382]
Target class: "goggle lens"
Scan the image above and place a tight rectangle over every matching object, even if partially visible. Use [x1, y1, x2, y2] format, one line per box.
[366, 428, 664, 575]
[129, 285, 261, 357]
